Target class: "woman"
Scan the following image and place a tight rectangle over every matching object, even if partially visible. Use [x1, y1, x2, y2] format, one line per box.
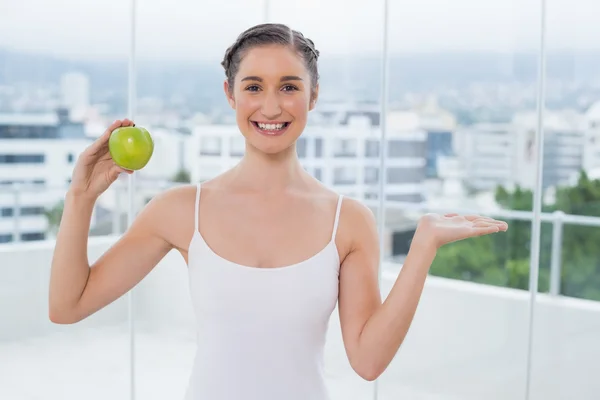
[49, 23, 507, 400]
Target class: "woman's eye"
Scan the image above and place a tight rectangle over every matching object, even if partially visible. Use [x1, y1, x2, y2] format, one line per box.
[246, 85, 260, 92]
[282, 85, 298, 91]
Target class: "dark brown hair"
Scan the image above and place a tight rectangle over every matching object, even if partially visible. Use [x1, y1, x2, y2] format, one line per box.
[221, 23, 320, 98]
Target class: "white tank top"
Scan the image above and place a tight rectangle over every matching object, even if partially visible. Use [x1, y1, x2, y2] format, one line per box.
[184, 183, 343, 400]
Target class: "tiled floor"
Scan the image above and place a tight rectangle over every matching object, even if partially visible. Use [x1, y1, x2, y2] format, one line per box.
[0, 323, 453, 400]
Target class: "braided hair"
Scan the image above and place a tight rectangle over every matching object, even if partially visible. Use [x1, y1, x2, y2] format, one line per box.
[221, 23, 320, 99]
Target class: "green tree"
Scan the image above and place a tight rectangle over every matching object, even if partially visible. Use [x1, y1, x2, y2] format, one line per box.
[552, 171, 600, 299]
[173, 168, 191, 183]
[44, 200, 64, 237]
[431, 170, 600, 301]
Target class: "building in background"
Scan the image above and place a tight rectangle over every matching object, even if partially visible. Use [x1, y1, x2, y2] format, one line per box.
[582, 101, 600, 177]
[0, 109, 91, 243]
[513, 110, 586, 190]
[455, 109, 588, 194]
[1, 99, 597, 244]
[455, 122, 515, 192]
[191, 107, 428, 204]
[60, 72, 91, 121]
[414, 97, 457, 178]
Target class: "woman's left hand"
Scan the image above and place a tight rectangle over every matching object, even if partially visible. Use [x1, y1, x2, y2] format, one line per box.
[414, 213, 508, 250]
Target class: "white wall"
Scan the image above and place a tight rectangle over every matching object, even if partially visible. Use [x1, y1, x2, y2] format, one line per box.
[1, 239, 599, 399]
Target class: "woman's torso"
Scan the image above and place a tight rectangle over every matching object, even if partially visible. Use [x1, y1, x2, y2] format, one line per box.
[165, 180, 347, 400]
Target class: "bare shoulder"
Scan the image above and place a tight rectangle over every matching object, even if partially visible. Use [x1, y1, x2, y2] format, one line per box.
[132, 184, 198, 251]
[149, 183, 197, 209]
[141, 184, 197, 222]
[336, 196, 379, 263]
[339, 196, 376, 221]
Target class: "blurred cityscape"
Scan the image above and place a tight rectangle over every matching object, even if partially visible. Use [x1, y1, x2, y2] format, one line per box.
[1, 49, 599, 246]
[1, 47, 600, 301]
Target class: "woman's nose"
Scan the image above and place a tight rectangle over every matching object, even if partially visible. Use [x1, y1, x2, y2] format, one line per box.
[261, 91, 282, 119]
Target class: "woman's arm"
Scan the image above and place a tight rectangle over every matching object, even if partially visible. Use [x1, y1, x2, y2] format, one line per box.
[49, 187, 185, 324]
[337, 200, 507, 381]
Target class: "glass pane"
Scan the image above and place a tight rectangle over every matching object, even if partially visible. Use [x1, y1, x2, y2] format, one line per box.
[0, 1, 130, 399]
[132, 1, 264, 398]
[268, 0, 384, 398]
[379, 0, 540, 398]
[530, 0, 600, 398]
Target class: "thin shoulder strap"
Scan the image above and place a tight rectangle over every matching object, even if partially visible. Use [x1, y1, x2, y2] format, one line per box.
[331, 194, 344, 241]
[194, 183, 201, 232]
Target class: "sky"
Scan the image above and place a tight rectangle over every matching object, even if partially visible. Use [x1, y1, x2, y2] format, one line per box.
[0, 0, 599, 62]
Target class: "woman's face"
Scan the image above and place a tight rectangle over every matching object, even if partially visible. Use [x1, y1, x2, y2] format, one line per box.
[224, 44, 318, 155]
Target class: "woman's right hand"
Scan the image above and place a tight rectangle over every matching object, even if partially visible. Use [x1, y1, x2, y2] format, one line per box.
[68, 119, 135, 201]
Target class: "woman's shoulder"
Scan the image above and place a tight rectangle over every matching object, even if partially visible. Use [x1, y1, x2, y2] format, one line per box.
[152, 183, 198, 205]
[140, 183, 199, 226]
[337, 195, 376, 229]
[333, 194, 378, 250]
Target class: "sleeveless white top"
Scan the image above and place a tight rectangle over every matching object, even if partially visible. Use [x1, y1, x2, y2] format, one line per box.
[184, 183, 343, 400]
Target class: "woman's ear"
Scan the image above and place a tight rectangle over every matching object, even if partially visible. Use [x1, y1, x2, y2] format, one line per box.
[223, 80, 235, 109]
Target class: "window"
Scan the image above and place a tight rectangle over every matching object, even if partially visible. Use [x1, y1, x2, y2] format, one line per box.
[297, 137, 307, 158]
[333, 167, 357, 185]
[333, 138, 357, 157]
[67, 153, 74, 163]
[20, 206, 45, 216]
[0, 234, 13, 243]
[229, 137, 245, 157]
[0, 154, 45, 164]
[0, 125, 58, 139]
[20, 232, 45, 241]
[1, 208, 13, 218]
[314, 138, 323, 158]
[365, 140, 379, 158]
[387, 167, 425, 184]
[388, 140, 426, 158]
[200, 137, 221, 156]
[386, 193, 423, 203]
[364, 167, 379, 184]
[314, 167, 322, 181]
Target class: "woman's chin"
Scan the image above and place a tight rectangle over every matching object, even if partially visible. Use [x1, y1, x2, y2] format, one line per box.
[247, 139, 297, 156]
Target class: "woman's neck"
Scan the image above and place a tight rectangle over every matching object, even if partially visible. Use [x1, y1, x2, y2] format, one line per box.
[227, 143, 306, 193]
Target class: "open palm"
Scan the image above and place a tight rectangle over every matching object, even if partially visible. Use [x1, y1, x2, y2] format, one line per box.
[416, 213, 508, 249]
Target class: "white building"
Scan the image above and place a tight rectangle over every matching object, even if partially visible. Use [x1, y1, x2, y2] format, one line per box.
[60, 72, 91, 119]
[138, 128, 194, 182]
[513, 110, 586, 189]
[582, 101, 600, 173]
[455, 110, 587, 193]
[455, 123, 516, 191]
[0, 111, 92, 243]
[190, 110, 428, 203]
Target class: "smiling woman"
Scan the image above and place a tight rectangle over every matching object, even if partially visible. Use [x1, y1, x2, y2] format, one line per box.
[221, 23, 320, 153]
[47, 21, 507, 400]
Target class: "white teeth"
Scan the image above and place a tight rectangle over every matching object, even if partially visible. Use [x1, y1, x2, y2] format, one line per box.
[257, 122, 286, 130]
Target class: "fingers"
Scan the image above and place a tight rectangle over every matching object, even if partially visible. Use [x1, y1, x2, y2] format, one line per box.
[459, 214, 507, 225]
[87, 119, 135, 155]
[464, 214, 494, 221]
[444, 213, 508, 232]
[474, 225, 503, 235]
[473, 220, 508, 233]
[95, 120, 124, 148]
[108, 164, 134, 182]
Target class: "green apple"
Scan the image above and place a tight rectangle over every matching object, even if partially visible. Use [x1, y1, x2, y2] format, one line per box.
[108, 126, 154, 171]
